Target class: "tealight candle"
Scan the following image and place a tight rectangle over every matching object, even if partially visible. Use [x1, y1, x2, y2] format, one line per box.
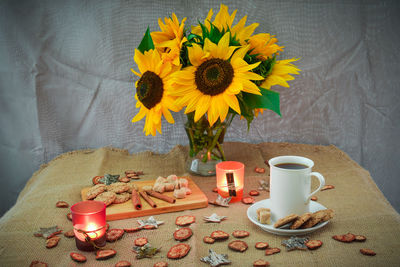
[216, 161, 244, 202]
[71, 201, 107, 251]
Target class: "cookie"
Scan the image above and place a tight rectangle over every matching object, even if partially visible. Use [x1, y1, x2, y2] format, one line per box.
[107, 182, 130, 194]
[167, 243, 191, 259]
[70, 252, 87, 263]
[113, 192, 131, 204]
[173, 227, 193, 241]
[134, 237, 148, 246]
[360, 248, 376, 256]
[175, 215, 196, 226]
[265, 247, 281, 256]
[210, 230, 229, 240]
[255, 242, 269, 249]
[203, 236, 215, 244]
[301, 209, 332, 229]
[311, 196, 318, 201]
[253, 259, 270, 267]
[94, 191, 117, 206]
[106, 229, 124, 242]
[86, 184, 106, 200]
[66, 212, 72, 221]
[96, 249, 117, 260]
[273, 214, 298, 228]
[228, 240, 248, 252]
[305, 240, 323, 250]
[290, 212, 312, 229]
[126, 182, 138, 193]
[232, 230, 250, 238]
[320, 209, 334, 222]
[118, 177, 130, 183]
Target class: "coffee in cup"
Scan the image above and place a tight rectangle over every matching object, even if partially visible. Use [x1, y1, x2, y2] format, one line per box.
[268, 156, 325, 221]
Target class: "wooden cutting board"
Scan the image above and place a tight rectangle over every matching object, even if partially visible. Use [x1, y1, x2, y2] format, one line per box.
[81, 177, 208, 221]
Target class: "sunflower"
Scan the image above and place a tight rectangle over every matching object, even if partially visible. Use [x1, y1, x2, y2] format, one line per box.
[172, 32, 264, 126]
[131, 49, 181, 136]
[260, 58, 300, 90]
[192, 4, 258, 45]
[248, 33, 284, 60]
[151, 13, 187, 66]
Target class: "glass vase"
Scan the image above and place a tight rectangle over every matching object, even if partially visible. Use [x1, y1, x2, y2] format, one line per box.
[184, 113, 233, 176]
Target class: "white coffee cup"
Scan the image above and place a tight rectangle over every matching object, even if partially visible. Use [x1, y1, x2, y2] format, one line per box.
[268, 156, 325, 221]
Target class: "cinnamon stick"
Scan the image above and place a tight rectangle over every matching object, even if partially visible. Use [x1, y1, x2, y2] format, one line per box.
[139, 191, 157, 208]
[145, 190, 176, 204]
[131, 189, 142, 210]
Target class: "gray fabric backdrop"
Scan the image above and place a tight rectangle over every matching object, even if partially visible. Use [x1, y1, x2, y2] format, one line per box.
[0, 0, 399, 217]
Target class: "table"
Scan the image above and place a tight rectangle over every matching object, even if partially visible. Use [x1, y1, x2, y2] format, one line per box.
[0, 142, 399, 266]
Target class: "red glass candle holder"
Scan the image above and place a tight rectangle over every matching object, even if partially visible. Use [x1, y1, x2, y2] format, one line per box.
[71, 201, 107, 251]
[216, 161, 244, 202]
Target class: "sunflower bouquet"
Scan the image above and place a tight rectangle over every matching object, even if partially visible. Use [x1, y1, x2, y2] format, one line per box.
[131, 4, 300, 173]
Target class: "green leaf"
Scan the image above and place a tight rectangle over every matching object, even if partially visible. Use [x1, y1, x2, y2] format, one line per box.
[187, 33, 200, 42]
[235, 93, 254, 130]
[138, 27, 154, 53]
[242, 88, 281, 116]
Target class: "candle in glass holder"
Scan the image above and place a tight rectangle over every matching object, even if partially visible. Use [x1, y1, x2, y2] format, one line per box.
[71, 201, 107, 251]
[216, 161, 244, 202]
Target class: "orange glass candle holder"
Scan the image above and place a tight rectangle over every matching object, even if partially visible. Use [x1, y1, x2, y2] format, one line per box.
[71, 201, 107, 251]
[216, 161, 244, 202]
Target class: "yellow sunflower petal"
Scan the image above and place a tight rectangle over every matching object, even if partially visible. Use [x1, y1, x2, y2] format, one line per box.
[223, 93, 240, 114]
[204, 38, 218, 54]
[231, 45, 250, 61]
[194, 95, 211, 122]
[134, 49, 149, 74]
[188, 43, 207, 66]
[131, 68, 141, 77]
[241, 79, 262, 95]
[132, 106, 147, 123]
[216, 94, 229, 122]
[162, 106, 175, 124]
[207, 96, 220, 126]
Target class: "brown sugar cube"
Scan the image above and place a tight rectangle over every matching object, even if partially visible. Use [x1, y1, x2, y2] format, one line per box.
[259, 210, 271, 224]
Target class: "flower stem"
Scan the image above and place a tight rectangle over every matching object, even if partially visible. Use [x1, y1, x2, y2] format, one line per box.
[216, 142, 226, 161]
[202, 124, 225, 162]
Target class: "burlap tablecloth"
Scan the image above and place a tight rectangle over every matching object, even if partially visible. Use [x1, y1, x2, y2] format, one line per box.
[0, 142, 399, 266]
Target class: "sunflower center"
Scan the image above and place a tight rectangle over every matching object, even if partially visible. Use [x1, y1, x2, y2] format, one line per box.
[137, 71, 163, 109]
[195, 58, 234, 96]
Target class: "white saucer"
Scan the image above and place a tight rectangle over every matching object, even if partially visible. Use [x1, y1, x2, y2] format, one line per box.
[247, 199, 329, 236]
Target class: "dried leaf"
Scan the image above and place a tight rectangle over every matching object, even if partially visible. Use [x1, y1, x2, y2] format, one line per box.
[137, 216, 164, 228]
[99, 174, 120, 185]
[34, 226, 61, 239]
[282, 236, 309, 251]
[200, 249, 231, 267]
[203, 213, 227, 223]
[133, 243, 160, 259]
